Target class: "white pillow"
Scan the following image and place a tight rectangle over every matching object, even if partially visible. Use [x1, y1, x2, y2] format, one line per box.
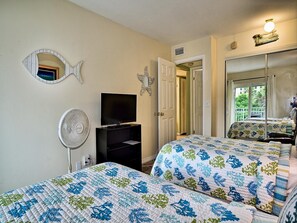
[277, 185, 297, 223]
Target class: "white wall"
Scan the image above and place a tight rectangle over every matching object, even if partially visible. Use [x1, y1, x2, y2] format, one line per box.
[171, 36, 212, 136]
[0, 0, 170, 193]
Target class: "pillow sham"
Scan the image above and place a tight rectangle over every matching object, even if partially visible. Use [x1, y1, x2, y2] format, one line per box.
[277, 185, 297, 223]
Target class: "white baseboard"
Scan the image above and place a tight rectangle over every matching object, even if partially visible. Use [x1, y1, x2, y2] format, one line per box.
[142, 154, 157, 164]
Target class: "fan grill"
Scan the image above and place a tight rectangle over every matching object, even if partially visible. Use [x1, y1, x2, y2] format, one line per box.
[58, 109, 90, 149]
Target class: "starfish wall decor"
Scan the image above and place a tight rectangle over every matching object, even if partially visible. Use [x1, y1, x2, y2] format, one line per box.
[137, 66, 155, 96]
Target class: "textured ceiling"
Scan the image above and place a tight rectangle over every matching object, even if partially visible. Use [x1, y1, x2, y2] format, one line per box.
[69, 0, 297, 45]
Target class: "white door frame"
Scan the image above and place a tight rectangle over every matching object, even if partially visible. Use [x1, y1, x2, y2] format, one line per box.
[191, 67, 203, 135]
[175, 55, 205, 135]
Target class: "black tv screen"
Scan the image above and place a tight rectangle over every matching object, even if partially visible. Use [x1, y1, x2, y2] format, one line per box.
[101, 93, 137, 125]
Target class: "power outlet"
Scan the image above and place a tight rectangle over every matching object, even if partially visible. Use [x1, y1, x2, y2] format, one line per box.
[75, 161, 81, 171]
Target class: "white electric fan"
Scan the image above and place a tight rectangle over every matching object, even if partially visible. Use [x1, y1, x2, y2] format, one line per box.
[58, 108, 90, 173]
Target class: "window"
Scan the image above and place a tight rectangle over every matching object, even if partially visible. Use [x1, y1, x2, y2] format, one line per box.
[234, 84, 266, 121]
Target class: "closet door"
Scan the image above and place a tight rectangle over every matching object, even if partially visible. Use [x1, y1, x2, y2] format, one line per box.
[225, 55, 266, 136]
[225, 49, 297, 140]
[267, 49, 297, 118]
[266, 49, 297, 137]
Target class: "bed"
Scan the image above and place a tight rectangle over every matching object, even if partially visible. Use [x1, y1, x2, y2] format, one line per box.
[0, 162, 269, 223]
[151, 135, 296, 216]
[227, 118, 295, 140]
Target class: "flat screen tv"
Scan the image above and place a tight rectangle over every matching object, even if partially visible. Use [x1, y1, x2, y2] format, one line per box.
[101, 93, 137, 126]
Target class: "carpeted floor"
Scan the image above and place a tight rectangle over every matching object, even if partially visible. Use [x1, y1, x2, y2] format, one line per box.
[142, 159, 154, 174]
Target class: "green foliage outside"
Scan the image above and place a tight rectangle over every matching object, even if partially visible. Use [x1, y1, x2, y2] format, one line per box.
[235, 86, 265, 108]
[252, 86, 265, 108]
[235, 86, 265, 120]
[235, 93, 249, 108]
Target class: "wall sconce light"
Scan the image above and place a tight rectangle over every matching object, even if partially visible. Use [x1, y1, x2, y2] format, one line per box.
[253, 19, 279, 46]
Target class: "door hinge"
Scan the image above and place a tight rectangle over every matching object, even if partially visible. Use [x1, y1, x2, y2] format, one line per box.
[155, 112, 165, 116]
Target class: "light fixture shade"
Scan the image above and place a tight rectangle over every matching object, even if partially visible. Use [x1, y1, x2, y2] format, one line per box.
[253, 19, 279, 46]
[264, 19, 275, 32]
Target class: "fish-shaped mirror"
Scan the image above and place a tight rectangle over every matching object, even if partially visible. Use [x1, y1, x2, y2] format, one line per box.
[23, 49, 83, 84]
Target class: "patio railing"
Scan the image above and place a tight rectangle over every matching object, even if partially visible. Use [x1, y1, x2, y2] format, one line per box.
[235, 107, 265, 121]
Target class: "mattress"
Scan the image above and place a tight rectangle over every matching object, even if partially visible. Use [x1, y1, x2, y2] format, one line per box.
[0, 162, 258, 222]
[227, 120, 294, 140]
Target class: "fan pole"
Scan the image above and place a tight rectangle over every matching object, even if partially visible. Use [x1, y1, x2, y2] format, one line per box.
[67, 147, 72, 173]
[58, 109, 90, 173]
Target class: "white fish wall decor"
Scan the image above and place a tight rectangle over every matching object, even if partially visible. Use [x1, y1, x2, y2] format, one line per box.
[22, 49, 83, 84]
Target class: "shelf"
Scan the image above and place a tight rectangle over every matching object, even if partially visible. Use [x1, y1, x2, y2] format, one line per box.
[123, 140, 140, 145]
[96, 124, 142, 171]
[107, 143, 130, 151]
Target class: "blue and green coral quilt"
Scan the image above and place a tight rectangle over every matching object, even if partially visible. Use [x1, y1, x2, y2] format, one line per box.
[227, 120, 294, 140]
[151, 135, 291, 215]
[0, 162, 258, 222]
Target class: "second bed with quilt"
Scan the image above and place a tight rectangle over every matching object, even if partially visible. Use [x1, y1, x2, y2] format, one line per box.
[151, 135, 294, 216]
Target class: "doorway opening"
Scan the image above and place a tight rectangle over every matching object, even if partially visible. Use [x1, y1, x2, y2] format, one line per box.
[176, 60, 203, 139]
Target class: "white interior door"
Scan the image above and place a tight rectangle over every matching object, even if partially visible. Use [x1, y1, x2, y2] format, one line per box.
[191, 68, 203, 135]
[158, 57, 176, 150]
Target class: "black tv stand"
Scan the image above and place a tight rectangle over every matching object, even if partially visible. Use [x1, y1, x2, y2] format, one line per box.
[106, 124, 130, 129]
[96, 124, 142, 171]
